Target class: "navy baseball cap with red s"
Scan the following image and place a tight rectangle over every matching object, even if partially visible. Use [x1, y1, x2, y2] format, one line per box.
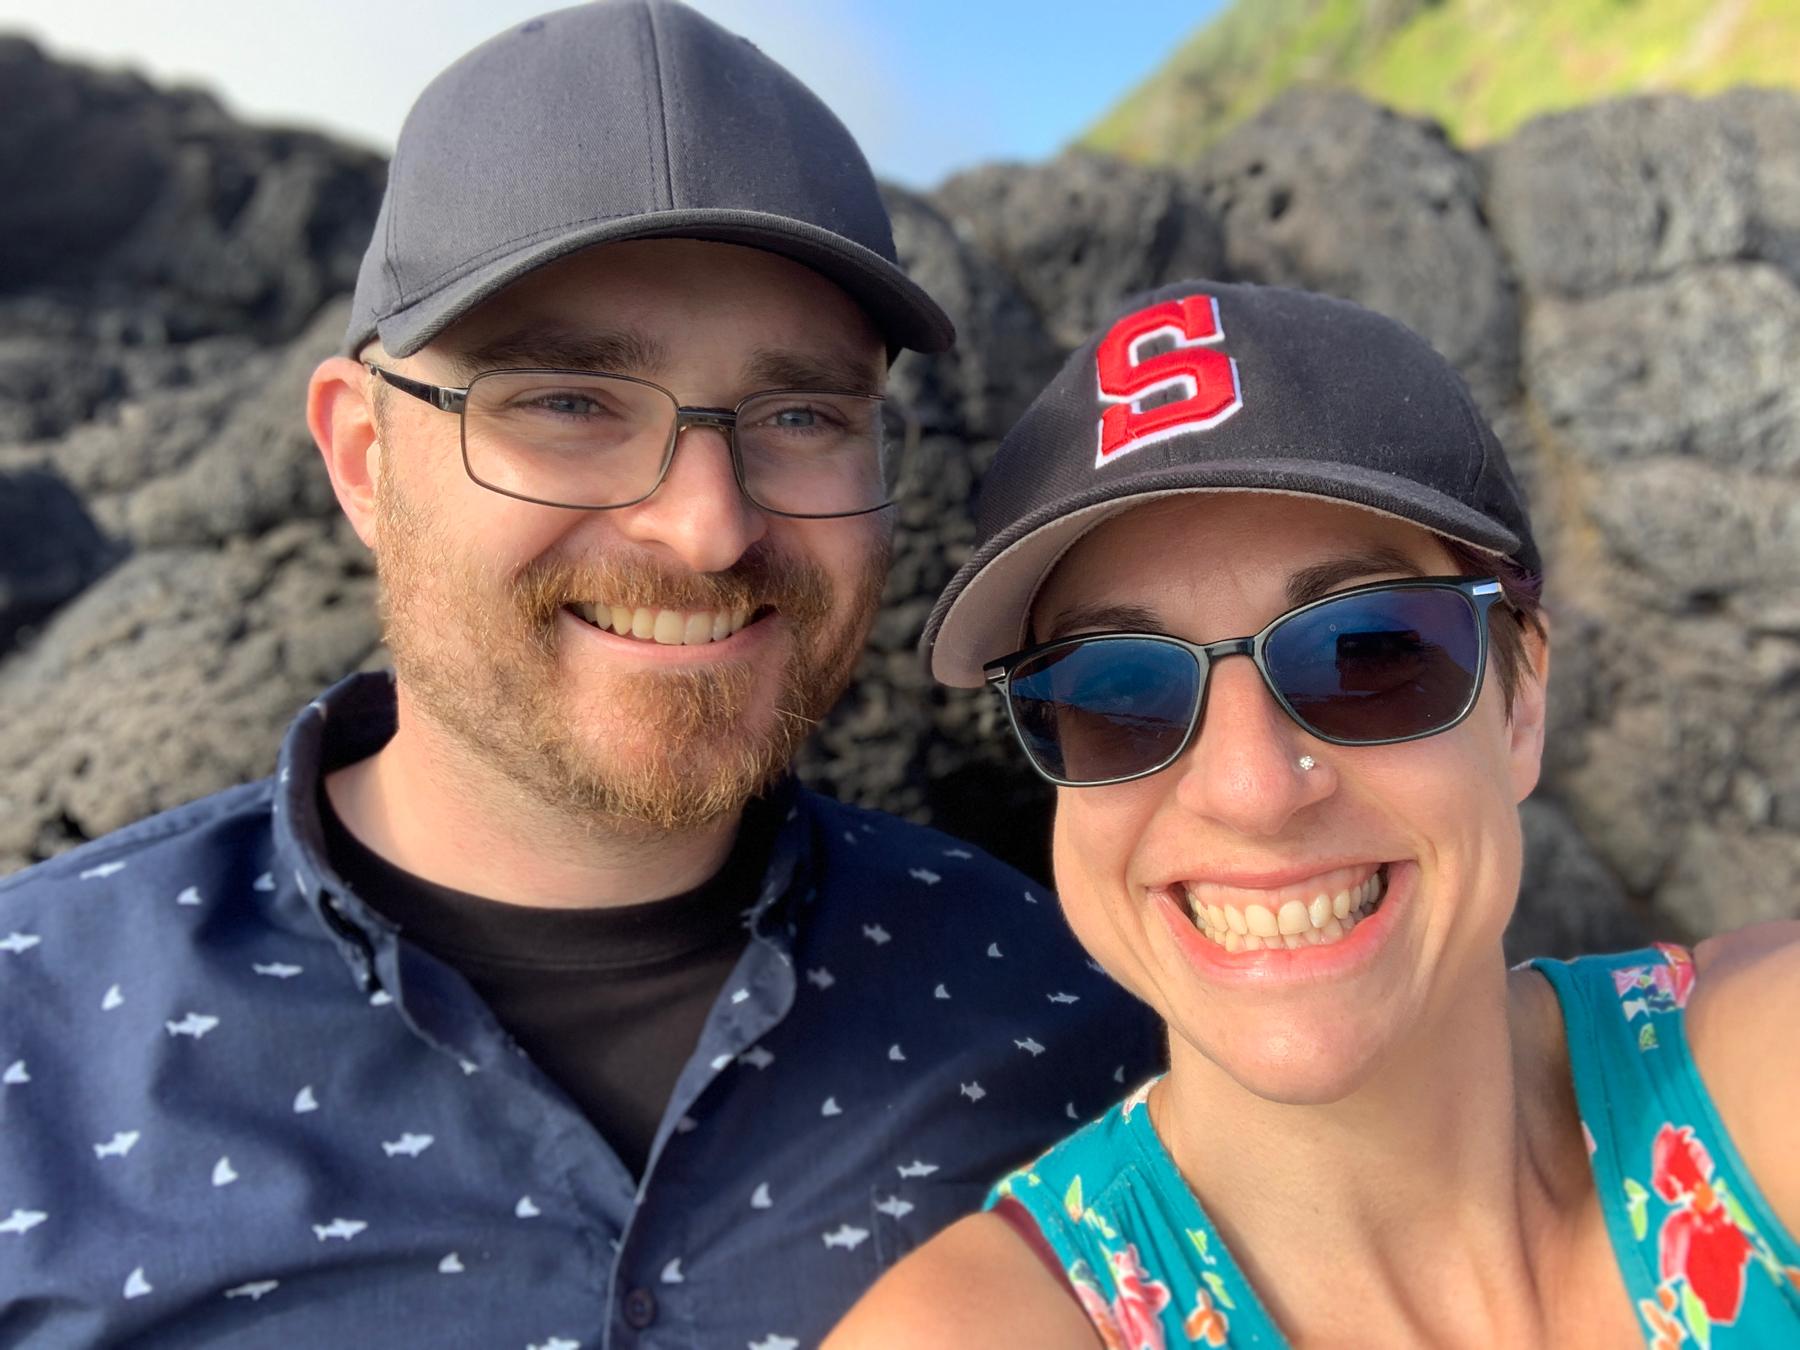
[923, 280, 1538, 688]
[344, 0, 953, 360]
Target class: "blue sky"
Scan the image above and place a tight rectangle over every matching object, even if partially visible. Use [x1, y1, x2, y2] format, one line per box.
[0, 0, 1224, 187]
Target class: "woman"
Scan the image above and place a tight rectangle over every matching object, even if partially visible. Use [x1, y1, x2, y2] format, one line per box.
[828, 282, 1800, 1346]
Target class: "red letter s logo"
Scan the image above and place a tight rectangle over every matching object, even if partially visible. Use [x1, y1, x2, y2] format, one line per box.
[1095, 296, 1241, 468]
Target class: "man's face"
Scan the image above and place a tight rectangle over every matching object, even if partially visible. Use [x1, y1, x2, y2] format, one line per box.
[368, 239, 891, 833]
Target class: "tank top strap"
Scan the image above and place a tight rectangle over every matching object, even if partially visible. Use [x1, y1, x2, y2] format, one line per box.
[1529, 944, 1800, 1345]
[985, 1077, 1285, 1347]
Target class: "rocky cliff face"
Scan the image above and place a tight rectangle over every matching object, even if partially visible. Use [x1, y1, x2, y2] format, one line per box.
[4, 38, 1796, 959]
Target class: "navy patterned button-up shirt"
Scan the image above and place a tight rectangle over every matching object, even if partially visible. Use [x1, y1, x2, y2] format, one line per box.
[0, 673, 1161, 1349]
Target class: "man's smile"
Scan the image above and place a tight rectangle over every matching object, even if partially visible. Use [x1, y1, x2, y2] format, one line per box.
[563, 600, 769, 645]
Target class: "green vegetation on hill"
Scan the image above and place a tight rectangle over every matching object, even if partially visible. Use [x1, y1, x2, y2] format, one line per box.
[1084, 0, 1800, 162]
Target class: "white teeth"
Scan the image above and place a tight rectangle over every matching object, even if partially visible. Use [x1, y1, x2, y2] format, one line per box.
[1181, 867, 1388, 954]
[572, 603, 755, 646]
[1307, 894, 1332, 928]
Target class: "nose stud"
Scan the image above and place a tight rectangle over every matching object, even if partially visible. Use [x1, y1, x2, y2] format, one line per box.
[1296, 755, 1317, 772]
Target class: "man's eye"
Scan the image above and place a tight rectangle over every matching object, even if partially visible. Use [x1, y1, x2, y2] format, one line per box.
[521, 392, 613, 417]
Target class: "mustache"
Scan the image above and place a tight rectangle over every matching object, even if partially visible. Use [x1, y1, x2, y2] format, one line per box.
[512, 545, 835, 625]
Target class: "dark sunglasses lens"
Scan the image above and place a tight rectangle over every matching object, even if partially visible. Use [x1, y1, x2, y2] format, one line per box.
[1264, 588, 1482, 742]
[1007, 638, 1201, 783]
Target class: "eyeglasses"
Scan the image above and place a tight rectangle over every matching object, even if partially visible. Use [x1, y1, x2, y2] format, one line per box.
[367, 365, 913, 519]
[985, 577, 1507, 787]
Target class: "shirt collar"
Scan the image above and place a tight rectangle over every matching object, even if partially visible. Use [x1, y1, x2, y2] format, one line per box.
[270, 671, 817, 993]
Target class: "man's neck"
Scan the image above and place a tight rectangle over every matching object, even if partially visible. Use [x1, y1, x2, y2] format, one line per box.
[323, 692, 742, 910]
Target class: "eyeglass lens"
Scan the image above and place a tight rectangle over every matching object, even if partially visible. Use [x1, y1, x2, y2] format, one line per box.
[1006, 586, 1483, 784]
[460, 372, 899, 515]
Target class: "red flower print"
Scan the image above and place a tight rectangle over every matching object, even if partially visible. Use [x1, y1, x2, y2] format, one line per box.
[1106, 1243, 1173, 1350]
[1650, 1124, 1754, 1324]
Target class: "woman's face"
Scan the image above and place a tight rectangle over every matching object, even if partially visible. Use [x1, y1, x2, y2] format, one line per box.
[1033, 493, 1548, 1105]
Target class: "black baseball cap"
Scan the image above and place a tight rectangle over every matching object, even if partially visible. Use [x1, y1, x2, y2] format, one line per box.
[923, 280, 1538, 686]
[344, 0, 953, 359]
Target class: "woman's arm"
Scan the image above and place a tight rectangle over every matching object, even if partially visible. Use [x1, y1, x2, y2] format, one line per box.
[823, 1211, 1101, 1350]
[1686, 920, 1800, 1234]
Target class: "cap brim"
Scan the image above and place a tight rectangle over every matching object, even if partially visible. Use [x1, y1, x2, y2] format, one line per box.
[924, 460, 1525, 687]
[344, 208, 955, 359]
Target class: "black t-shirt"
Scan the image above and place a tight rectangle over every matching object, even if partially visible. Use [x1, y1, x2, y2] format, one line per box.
[319, 789, 775, 1179]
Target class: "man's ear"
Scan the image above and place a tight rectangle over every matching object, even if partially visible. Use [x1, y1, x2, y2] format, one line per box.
[308, 356, 382, 550]
[1507, 612, 1551, 804]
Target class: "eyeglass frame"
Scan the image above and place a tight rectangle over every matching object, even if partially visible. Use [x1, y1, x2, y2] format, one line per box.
[365, 363, 913, 519]
[982, 576, 1508, 788]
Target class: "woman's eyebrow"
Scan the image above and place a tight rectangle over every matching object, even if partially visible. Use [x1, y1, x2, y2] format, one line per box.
[1284, 547, 1427, 609]
[1035, 602, 1165, 645]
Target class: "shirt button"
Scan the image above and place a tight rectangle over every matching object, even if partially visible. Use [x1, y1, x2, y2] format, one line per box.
[622, 1287, 657, 1330]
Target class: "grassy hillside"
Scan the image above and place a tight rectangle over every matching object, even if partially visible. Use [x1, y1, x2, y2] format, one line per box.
[1085, 0, 1800, 162]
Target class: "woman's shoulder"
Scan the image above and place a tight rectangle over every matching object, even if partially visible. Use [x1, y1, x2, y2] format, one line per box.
[821, 1211, 1099, 1350]
[1685, 921, 1800, 1236]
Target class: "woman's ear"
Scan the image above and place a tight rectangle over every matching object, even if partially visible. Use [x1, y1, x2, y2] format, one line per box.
[1507, 612, 1551, 803]
[308, 356, 382, 550]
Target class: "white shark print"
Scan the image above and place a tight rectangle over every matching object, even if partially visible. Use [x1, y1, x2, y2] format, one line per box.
[710, 1053, 734, 1071]
[1047, 991, 1080, 1004]
[731, 987, 750, 1004]
[224, 1280, 278, 1301]
[1113, 1064, 1126, 1083]
[94, 1131, 140, 1159]
[123, 1267, 153, 1299]
[79, 861, 127, 879]
[176, 886, 202, 906]
[292, 1085, 318, 1113]
[252, 872, 276, 892]
[382, 1133, 434, 1158]
[164, 1013, 219, 1039]
[738, 1046, 775, 1070]
[1015, 1037, 1046, 1057]
[960, 1081, 987, 1102]
[943, 848, 973, 859]
[212, 1157, 238, 1186]
[749, 1337, 799, 1350]
[1066, 1101, 1080, 1120]
[252, 962, 303, 979]
[750, 1182, 773, 1209]
[908, 868, 941, 885]
[675, 1115, 699, 1134]
[3, 1060, 28, 1085]
[874, 1195, 915, 1220]
[822, 1224, 871, 1251]
[805, 967, 835, 990]
[515, 1196, 541, 1218]
[438, 1253, 464, 1274]
[1024, 889, 1041, 904]
[842, 830, 858, 845]
[861, 923, 891, 946]
[0, 1209, 47, 1235]
[896, 1161, 939, 1179]
[888, 1044, 906, 1062]
[526, 1339, 579, 1350]
[986, 942, 1003, 959]
[661, 1258, 684, 1284]
[0, 932, 42, 954]
[820, 1096, 843, 1117]
[311, 1218, 367, 1241]
[370, 990, 395, 1007]
[934, 983, 951, 999]
[101, 984, 124, 1010]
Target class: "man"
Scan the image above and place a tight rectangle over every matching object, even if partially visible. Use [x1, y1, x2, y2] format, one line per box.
[0, 3, 1159, 1347]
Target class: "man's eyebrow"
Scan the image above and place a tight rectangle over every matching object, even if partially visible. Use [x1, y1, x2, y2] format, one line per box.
[443, 327, 667, 382]
[1033, 602, 1166, 646]
[742, 348, 882, 395]
[1285, 546, 1428, 609]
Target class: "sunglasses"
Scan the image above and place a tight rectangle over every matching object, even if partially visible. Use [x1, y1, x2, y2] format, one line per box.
[985, 577, 1507, 787]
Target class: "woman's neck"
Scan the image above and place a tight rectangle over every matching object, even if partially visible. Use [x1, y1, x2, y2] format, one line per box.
[1151, 963, 1613, 1345]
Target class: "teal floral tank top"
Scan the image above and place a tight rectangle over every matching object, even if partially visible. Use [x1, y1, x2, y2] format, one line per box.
[985, 945, 1800, 1347]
